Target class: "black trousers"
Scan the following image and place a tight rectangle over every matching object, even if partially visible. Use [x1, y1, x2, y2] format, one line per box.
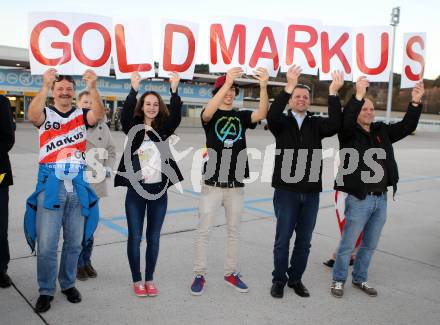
[0, 187, 9, 273]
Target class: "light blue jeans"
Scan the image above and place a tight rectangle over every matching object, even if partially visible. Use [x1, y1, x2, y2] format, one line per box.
[333, 193, 387, 283]
[36, 184, 84, 296]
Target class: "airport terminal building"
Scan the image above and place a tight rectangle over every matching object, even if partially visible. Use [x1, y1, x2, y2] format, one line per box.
[1, 45, 439, 128]
[0, 45, 288, 125]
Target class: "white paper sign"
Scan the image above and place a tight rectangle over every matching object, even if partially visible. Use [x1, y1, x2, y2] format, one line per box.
[401, 32, 426, 89]
[208, 17, 247, 73]
[29, 12, 112, 76]
[111, 19, 155, 79]
[245, 19, 284, 77]
[158, 19, 199, 80]
[281, 19, 322, 75]
[352, 26, 392, 82]
[319, 26, 353, 81]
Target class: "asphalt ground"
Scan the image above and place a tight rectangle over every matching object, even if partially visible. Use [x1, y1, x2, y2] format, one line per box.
[1, 123, 439, 325]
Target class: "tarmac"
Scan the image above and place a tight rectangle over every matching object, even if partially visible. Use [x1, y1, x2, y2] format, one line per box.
[1, 123, 440, 325]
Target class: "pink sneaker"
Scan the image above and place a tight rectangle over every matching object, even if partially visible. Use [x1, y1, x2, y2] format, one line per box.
[145, 282, 159, 297]
[133, 282, 147, 297]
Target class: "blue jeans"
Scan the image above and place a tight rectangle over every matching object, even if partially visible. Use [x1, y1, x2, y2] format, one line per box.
[78, 236, 94, 267]
[125, 185, 168, 282]
[36, 185, 84, 296]
[333, 193, 387, 283]
[272, 189, 320, 284]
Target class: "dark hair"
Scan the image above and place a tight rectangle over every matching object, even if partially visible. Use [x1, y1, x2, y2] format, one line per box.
[293, 83, 311, 93]
[77, 90, 90, 101]
[134, 91, 170, 130]
[212, 85, 239, 96]
[52, 75, 76, 90]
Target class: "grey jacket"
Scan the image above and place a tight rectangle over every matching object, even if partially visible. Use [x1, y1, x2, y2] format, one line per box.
[85, 117, 117, 198]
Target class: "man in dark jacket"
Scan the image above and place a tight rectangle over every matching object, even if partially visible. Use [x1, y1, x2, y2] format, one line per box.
[268, 65, 344, 298]
[330, 77, 424, 298]
[0, 95, 15, 288]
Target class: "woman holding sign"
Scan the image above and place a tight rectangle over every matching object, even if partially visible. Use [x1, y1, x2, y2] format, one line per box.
[114, 71, 183, 297]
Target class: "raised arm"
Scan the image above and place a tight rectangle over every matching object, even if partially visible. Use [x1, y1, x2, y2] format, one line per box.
[160, 72, 183, 136]
[385, 81, 424, 143]
[201, 67, 243, 123]
[83, 69, 105, 126]
[28, 68, 57, 127]
[251, 67, 269, 123]
[340, 76, 368, 139]
[121, 72, 141, 134]
[318, 70, 344, 137]
[267, 65, 301, 135]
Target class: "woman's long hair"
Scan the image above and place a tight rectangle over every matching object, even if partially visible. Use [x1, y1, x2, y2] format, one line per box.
[134, 91, 170, 130]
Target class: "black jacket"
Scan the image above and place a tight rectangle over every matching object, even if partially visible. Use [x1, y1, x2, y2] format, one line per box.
[0, 96, 15, 187]
[334, 96, 422, 199]
[267, 91, 342, 193]
[114, 88, 184, 188]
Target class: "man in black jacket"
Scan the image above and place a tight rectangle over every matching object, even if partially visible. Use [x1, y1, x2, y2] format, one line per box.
[330, 77, 424, 298]
[268, 65, 344, 298]
[0, 95, 15, 288]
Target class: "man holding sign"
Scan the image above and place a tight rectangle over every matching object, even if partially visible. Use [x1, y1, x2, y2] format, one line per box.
[268, 66, 344, 299]
[330, 78, 424, 298]
[191, 67, 269, 296]
[25, 69, 104, 313]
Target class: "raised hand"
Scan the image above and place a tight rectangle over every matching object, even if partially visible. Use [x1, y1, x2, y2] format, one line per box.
[169, 72, 180, 93]
[225, 67, 243, 87]
[253, 67, 269, 87]
[43, 68, 57, 89]
[285, 65, 302, 93]
[329, 70, 344, 95]
[83, 69, 98, 90]
[130, 71, 141, 92]
[355, 76, 369, 100]
[411, 81, 424, 104]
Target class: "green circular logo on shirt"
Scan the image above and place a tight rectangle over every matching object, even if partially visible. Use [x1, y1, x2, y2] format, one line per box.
[215, 116, 242, 145]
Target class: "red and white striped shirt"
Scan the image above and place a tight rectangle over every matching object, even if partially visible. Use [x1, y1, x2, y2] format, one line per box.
[38, 106, 89, 165]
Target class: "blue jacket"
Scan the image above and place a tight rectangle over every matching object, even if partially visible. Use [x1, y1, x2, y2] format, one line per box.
[24, 164, 100, 252]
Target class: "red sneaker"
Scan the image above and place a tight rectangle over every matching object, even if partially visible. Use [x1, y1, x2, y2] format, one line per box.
[145, 282, 159, 297]
[133, 282, 147, 297]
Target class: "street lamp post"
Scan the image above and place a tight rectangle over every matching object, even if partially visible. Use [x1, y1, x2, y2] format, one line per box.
[386, 6, 400, 123]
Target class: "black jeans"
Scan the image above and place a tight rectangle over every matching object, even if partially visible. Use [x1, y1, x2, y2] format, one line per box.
[0, 187, 10, 273]
[272, 189, 320, 284]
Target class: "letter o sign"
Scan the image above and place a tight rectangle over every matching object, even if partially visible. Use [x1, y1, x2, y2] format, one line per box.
[73, 22, 111, 67]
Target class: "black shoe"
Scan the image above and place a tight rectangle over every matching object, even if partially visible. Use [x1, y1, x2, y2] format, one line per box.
[270, 282, 284, 298]
[62, 287, 82, 303]
[35, 295, 53, 313]
[323, 259, 335, 268]
[0, 272, 12, 288]
[287, 281, 310, 297]
[84, 264, 97, 278]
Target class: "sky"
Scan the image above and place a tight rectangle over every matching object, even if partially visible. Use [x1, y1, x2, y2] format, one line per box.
[0, 0, 439, 79]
